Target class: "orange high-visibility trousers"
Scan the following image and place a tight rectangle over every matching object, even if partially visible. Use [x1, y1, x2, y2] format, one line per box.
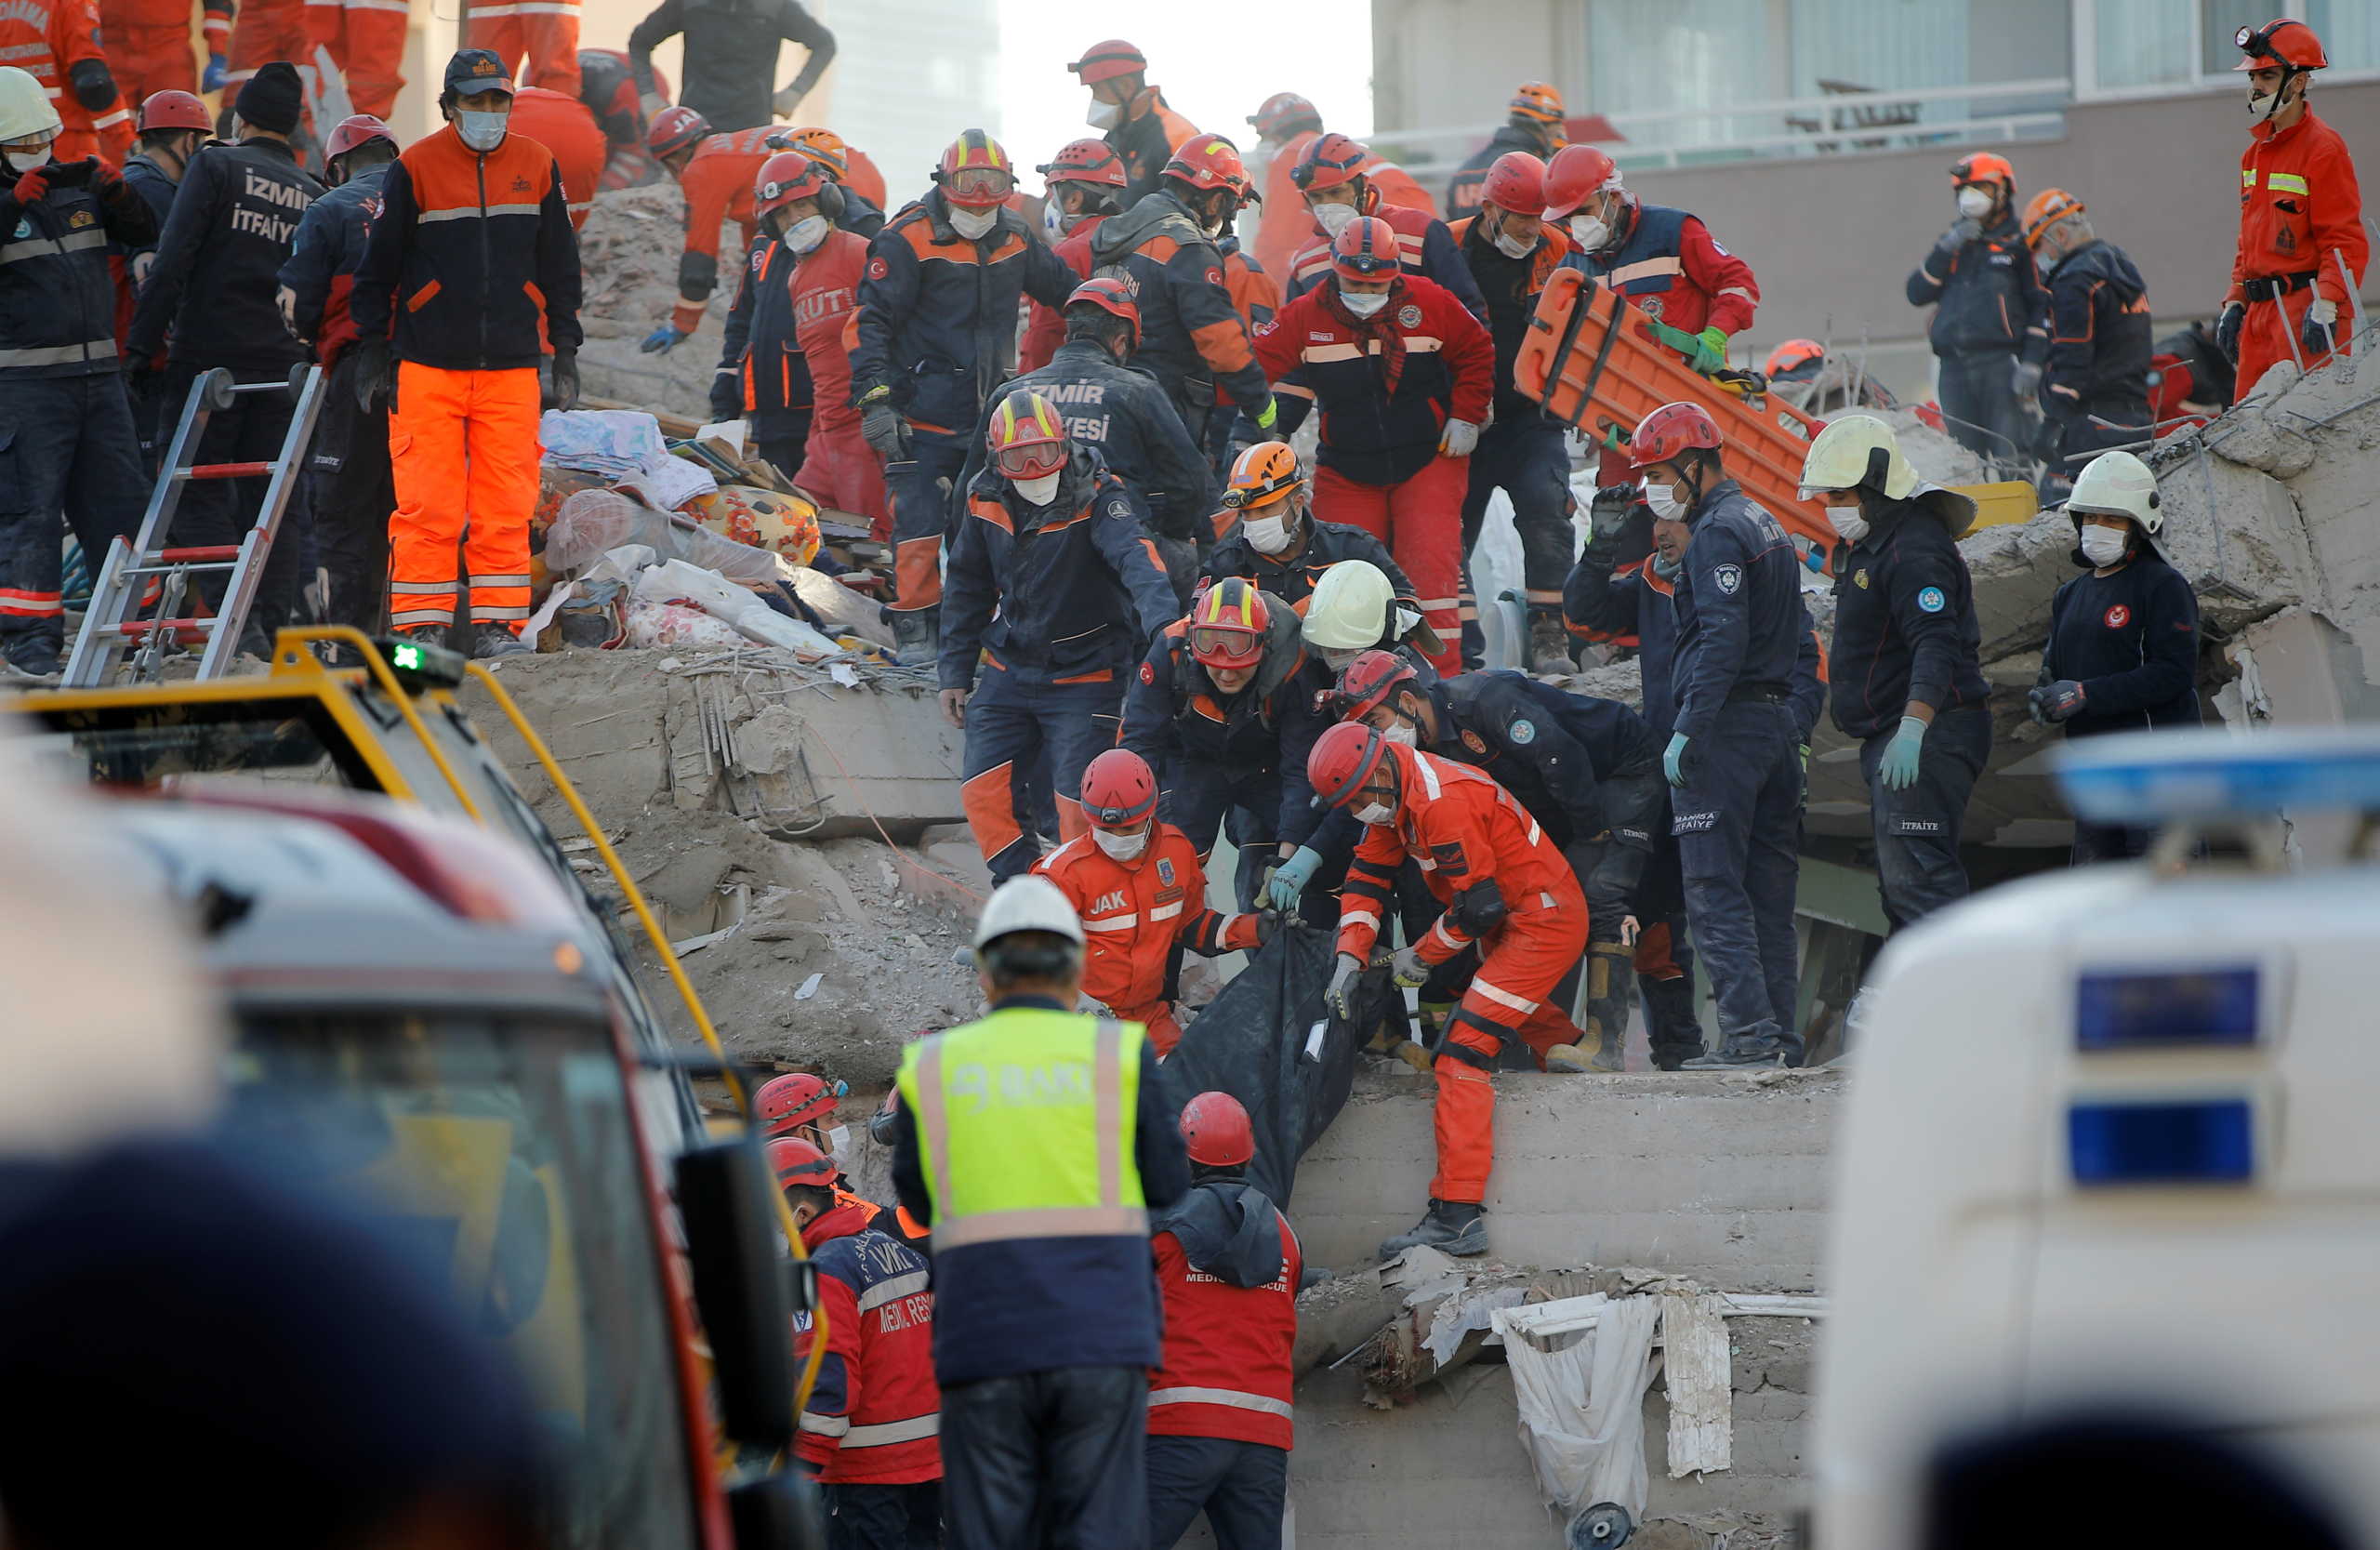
[219, 0, 307, 121]
[1429, 907, 1588, 1202]
[304, 0, 409, 118]
[465, 3, 582, 98]
[387, 362, 540, 632]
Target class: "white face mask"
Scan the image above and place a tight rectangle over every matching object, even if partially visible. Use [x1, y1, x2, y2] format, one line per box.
[1086, 99, 1123, 130]
[1378, 721, 1418, 748]
[1312, 200, 1359, 236]
[1568, 214, 1608, 251]
[2248, 85, 2281, 122]
[785, 215, 829, 254]
[1641, 474, 1684, 523]
[1353, 801, 1395, 826]
[456, 111, 509, 152]
[1955, 186, 1992, 219]
[1340, 288, 1388, 318]
[1827, 504, 1871, 544]
[2079, 523, 2130, 566]
[948, 204, 998, 240]
[1241, 511, 1295, 554]
[825, 1123, 853, 1171]
[1092, 826, 1148, 860]
[1012, 470, 1062, 507]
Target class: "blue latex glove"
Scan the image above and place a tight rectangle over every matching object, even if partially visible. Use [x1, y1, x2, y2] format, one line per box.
[641, 323, 690, 354]
[203, 52, 228, 93]
[1880, 714, 1926, 791]
[1800, 541, 1828, 574]
[1265, 846, 1321, 911]
[1689, 325, 1728, 374]
[1663, 732, 1691, 788]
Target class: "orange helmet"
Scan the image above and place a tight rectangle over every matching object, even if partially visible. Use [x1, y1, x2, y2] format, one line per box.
[2234, 18, 2326, 71]
[778, 125, 850, 179]
[1187, 576, 1271, 670]
[1247, 91, 1321, 139]
[1163, 136, 1246, 194]
[1223, 441, 1304, 510]
[934, 128, 1017, 208]
[753, 152, 832, 219]
[1949, 152, 2014, 191]
[1330, 215, 1400, 284]
[985, 388, 1068, 482]
[1542, 144, 1620, 220]
[2020, 188, 2085, 250]
[1080, 748, 1158, 829]
[1037, 137, 1128, 192]
[1067, 38, 1146, 86]
[1509, 81, 1565, 125]
[139, 89, 211, 135]
[1764, 338, 1824, 377]
[1290, 131, 1369, 195]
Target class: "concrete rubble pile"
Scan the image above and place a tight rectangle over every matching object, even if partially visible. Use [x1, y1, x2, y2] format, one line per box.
[575, 184, 747, 421]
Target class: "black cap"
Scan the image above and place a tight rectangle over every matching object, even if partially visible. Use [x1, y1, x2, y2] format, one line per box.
[443, 47, 518, 97]
[235, 60, 304, 135]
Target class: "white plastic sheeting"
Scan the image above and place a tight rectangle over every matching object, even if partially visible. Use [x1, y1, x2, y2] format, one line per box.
[1492, 1292, 1663, 1522]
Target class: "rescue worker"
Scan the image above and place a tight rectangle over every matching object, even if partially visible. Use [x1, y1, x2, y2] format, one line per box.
[1280, 131, 1485, 317]
[759, 1069, 931, 1251]
[2029, 450, 2202, 866]
[1450, 150, 1578, 671]
[1020, 138, 1129, 372]
[1254, 214, 1494, 675]
[1548, 144, 1758, 386]
[960, 277, 1215, 593]
[940, 388, 1177, 882]
[1297, 555, 1438, 677]
[126, 60, 320, 655]
[1245, 97, 1431, 282]
[770, 1137, 945, 1549]
[1086, 136, 1279, 456]
[465, 0, 577, 100]
[2020, 188, 2153, 475]
[1204, 440, 1416, 610]
[853, 130, 1078, 664]
[1033, 749, 1268, 1057]
[0, 65, 152, 679]
[1207, 154, 1284, 468]
[1631, 402, 1807, 1069]
[1120, 577, 1330, 907]
[776, 124, 886, 216]
[279, 113, 399, 641]
[2155, 318, 2236, 416]
[1145, 1092, 1302, 1550]
[1330, 648, 1664, 1071]
[1800, 414, 1990, 935]
[639, 109, 787, 353]
[1904, 152, 2047, 473]
[1445, 80, 1564, 219]
[217, 0, 304, 136]
[627, 0, 834, 132]
[2218, 18, 2368, 400]
[351, 48, 583, 657]
[889, 876, 1189, 1550]
[2, 0, 130, 164]
[1068, 37, 1195, 206]
[1309, 720, 1591, 1258]
[99, 0, 230, 103]
[305, 0, 406, 117]
[121, 88, 205, 241]
[578, 46, 663, 175]
[506, 85, 608, 229]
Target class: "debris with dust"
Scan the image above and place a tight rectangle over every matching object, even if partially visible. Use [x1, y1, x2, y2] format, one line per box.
[575, 183, 747, 421]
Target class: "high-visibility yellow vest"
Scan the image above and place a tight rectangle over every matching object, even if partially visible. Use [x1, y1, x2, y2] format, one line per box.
[895, 1008, 1146, 1252]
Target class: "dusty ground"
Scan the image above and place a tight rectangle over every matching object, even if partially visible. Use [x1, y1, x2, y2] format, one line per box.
[576, 183, 747, 423]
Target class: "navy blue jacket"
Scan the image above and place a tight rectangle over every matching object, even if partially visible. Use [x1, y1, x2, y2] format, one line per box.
[1205, 516, 1413, 609]
[956, 339, 1214, 540]
[120, 152, 178, 269]
[2040, 237, 2152, 418]
[1567, 544, 1826, 745]
[1670, 481, 1805, 743]
[1088, 190, 1273, 419]
[938, 447, 1180, 692]
[1826, 493, 1989, 740]
[1906, 210, 2046, 360]
[133, 139, 322, 370]
[888, 994, 1188, 1384]
[713, 234, 811, 438]
[279, 166, 387, 367]
[0, 157, 152, 382]
[1444, 123, 1543, 219]
[1120, 605, 1329, 844]
[1424, 670, 1657, 847]
[2042, 548, 2201, 739]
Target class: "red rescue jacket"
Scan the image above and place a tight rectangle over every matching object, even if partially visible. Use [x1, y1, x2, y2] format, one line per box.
[1149, 1180, 1302, 1450]
[2228, 107, 2368, 307]
[795, 1202, 942, 1484]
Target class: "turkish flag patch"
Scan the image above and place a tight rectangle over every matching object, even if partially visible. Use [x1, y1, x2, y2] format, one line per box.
[2104, 603, 2131, 629]
[867, 256, 889, 279]
[1140, 661, 1157, 684]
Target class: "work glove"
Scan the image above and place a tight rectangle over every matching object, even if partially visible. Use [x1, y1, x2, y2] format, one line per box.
[1590, 484, 1638, 538]
[709, 366, 743, 424]
[641, 322, 689, 354]
[1252, 907, 1281, 946]
[2028, 679, 2086, 725]
[859, 392, 913, 462]
[546, 347, 580, 411]
[1794, 536, 1828, 575]
[2011, 359, 2043, 399]
[1662, 732, 1693, 788]
[1687, 325, 1728, 374]
[131, 249, 153, 285]
[1264, 845, 1322, 911]
[1934, 218, 1981, 255]
[1389, 945, 1430, 989]
[1438, 417, 1480, 457]
[1880, 714, 1926, 792]
[1798, 741, 1812, 773]
[203, 52, 229, 93]
[353, 336, 394, 415]
[2302, 298, 2339, 358]
[2215, 301, 2245, 364]
[1252, 394, 1279, 432]
[88, 164, 126, 207]
[7, 163, 51, 205]
[1324, 952, 1364, 1020]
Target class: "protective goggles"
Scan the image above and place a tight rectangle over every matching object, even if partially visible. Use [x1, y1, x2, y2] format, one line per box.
[1189, 624, 1264, 664]
[945, 166, 1014, 201]
[994, 441, 1064, 479]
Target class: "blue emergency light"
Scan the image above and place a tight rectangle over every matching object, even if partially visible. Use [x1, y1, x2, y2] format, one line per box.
[2069, 1097, 2254, 1186]
[2055, 726, 2380, 825]
[2074, 967, 2262, 1051]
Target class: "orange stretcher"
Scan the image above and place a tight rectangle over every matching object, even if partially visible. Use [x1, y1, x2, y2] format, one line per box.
[1515, 266, 1834, 551]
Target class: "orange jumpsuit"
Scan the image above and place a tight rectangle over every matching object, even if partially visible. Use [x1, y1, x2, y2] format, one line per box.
[5, 0, 131, 164]
[1252, 128, 1434, 282]
[842, 144, 887, 211]
[303, 0, 407, 118]
[669, 125, 775, 335]
[98, 0, 231, 104]
[465, 0, 579, 99]
[506, 86, 606, 230]
[2228, 107, 2368, 398]
[218, 0, 304, 126]
[1036, 822, 1262, 1056]
[1334, 748, 1586, 1202]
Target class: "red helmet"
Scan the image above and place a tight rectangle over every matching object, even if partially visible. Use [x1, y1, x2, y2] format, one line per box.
[1308, 721, 1392, 811]
[935, 128, 1017, 208]
[1332, 648, 1417, 722]
[1067, 38, 1147, 86]
[2235, 19, 2327, 71]
[1509, 81, 1566, 125]
[1480, 151, 1547, 218]
[1627, 401, 1725, 473]
[765, 1136, 836, 1191]
[323, 113, 395, 161]
[1330, 216, 1400, 284]
[1290, 131, 1368, 195]
[985, 388, 1068, 482]
[1948, 152, 2014, 191]
[1247, 92, 1321, 139]
[1187, 576, 1270, 670]
[1037, 137, 1128, 191]
[1163, 136, 1246, 194]
[138, 89, 212, 135]
[1079, 748, 1158, 829]
[645, 104, 710, 161]
[754, 152, 832, 219]
[1064, 275, 1140, 349]
[1764, 338, 1824, 377]
[1542, 144, 1620, 220]
[755, 1070, 846, 1137]
[1180, 1090, 1254, 1167]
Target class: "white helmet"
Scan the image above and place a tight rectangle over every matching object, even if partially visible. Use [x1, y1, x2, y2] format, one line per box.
[1302, 560, 1394, 652]
[0, 66, 62, 147]
[1798, 413, 1921, 502]
[2066, 448, 2162, 536]
[972, 874, 1085, 950]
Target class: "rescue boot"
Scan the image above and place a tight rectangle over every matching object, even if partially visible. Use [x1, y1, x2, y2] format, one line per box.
[3, 637, 61, 680]
[892, 606, 940, 668]
[1640, 974, 1703, 1071]
[472, 623, 533, 659]
[1380, 1199, 1487, 1260]
[1682, 1032, 1801, 1069]
[1528, 610, 1576, 675]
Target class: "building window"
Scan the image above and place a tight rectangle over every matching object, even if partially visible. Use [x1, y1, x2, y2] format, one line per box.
[2082, 0, 2379, 98]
